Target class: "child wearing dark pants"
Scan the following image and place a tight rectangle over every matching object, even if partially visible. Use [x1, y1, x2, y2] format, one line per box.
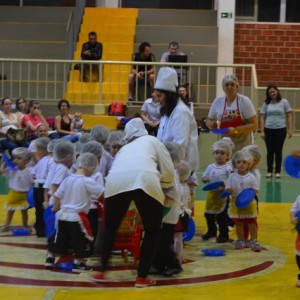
[51, 153, 103, 271]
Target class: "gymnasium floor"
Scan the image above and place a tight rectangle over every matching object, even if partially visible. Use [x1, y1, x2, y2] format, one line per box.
[0, 134, 300, 299]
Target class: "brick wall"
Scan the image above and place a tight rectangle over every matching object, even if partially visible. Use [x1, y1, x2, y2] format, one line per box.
[234, 23, 300, 87]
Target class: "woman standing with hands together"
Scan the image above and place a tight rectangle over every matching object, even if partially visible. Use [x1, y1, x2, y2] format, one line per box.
[206, 74, 258, 152]
[260, 85, 293, 179]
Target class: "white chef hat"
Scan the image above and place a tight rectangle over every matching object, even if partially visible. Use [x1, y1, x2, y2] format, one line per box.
[154, 67, 178, 92]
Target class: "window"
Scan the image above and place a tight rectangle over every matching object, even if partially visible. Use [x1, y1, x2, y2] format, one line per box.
[286, 0, 300, 22]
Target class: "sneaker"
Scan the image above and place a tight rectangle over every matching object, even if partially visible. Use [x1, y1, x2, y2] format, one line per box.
[161, 266, 183, 277]
[135, 277, 156, 288]
[148, 265, 161, 275]
[72, 262, 92, 272]
[216, 236, 228, 243]
[89, 272, 110, 283]
[251, 240, 262, 252]
[201, 232, 216, 240]
[0, 225, 10, 232]
[235, 240, 246, 250]
[45, 256, 55, 268]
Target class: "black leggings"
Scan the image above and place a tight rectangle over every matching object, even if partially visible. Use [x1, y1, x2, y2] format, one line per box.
[264, 127, 287, 173]
[100, 189, 163, 278]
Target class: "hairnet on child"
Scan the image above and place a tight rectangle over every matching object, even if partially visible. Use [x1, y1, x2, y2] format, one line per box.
[79, 132, 91, 143]
[12, 147, 31, 162]
[108, 130, 125, 146]
[231, 149, 253, 167]
[211, 140, 232, 156]
[124, 118, 148, 142]
[76, 152, 98, 172]
[164, 142, 184, 164]
[90, 125, 110, 145]
[243, 144, 261, 163]
[176, 160, 191, 182]
[47, 139, 64, 153]
[80, 141, 103, 158]
[34, 137, 50, 151]
[221, 137, 235, 152]
[53, 140, 75, 163]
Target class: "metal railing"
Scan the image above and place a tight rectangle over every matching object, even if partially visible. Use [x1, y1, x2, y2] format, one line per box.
[1, 57, 300, 129]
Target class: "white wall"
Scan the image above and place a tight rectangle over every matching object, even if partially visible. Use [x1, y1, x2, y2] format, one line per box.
[95, 0, 119, 7]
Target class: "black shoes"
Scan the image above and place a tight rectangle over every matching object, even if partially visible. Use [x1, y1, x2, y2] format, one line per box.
[201, 232, 216, 240]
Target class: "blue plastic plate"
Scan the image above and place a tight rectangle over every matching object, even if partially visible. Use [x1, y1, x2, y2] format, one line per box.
[235, 188, 256, 209]
[26, 187, 34, 207]
[202, 249, 226, 256]
[183, 218, 196, 242]
[11, 228, 31, 236]
[57, 262, 74, 271]
[219, 191, 231, 198]
[2, 153, 18, 170]
[211, 128, 229, 135]
[44, 205, 56, 238]
[202, 181, 224, 191]
[284, 155, 300, 178]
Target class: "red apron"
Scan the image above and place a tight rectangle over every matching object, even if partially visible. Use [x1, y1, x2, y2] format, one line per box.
[219, 96, 244, 129]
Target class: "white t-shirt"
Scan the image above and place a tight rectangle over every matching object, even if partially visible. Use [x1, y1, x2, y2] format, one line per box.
[105, 135, 174, 204]
[90, 171, 105, 209]
[31, 156, 53, 184]
[54, 174, 103, 216]
[225, 171, 259, 197]
[202, 163, 232, 183]
[291, 196, 300, 213]
[6, 167, 33, 192]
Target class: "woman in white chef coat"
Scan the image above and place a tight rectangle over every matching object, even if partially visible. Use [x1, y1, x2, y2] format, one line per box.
[155, 67, 199, 173]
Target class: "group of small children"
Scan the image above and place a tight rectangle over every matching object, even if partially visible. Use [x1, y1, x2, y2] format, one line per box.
[3, 124, 300, 288]
[202, 138, 262, 251]
[0, 125, 125, 272]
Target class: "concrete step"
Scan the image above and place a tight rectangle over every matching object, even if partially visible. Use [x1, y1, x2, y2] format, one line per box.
[137, 9, 217, 26]
[135, 25, 218, 45]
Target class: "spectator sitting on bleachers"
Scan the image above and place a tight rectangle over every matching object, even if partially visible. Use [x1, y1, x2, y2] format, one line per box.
[160, 41, 185, 62]
[80, 31, 103, 82]
[128, 42, 155, 104]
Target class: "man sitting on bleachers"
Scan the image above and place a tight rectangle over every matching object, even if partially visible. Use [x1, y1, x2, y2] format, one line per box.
[80, 31, 103, 82]
[128, 42, 155, 104]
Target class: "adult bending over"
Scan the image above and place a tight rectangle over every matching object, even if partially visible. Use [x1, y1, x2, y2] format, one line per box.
[89, 118, 174, 288]
[206, 74, 258, 151]
[260, 85, 292, 179]
[155, 67, 199, 173]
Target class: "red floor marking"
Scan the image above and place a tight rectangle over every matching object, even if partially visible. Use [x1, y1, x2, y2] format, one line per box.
[0, 261, 274, 288]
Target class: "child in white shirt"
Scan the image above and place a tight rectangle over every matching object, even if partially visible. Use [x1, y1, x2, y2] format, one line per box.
[71, 112, 84, 132]
[173, 160, 192, 264]
[225, 150, 260, 251]
[30, 137, 52, 237]
[202, 140, 232, 242]
[43, 140, 75, 268]
[51, 153, 103, 272]
[0, 148, 33, 232]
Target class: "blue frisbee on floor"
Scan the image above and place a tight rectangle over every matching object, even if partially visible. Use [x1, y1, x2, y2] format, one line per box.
[235, 188, 256, 209]
[26, 187, 34, 207]
[211, 128, 229, 135]
[202, 181, 224, 191]
[57, 261, 74, 271]
[202, 249, 225, 256]
[2, 153, 18, 170]
[44, 205, 56, 238]
[183, 218, 196, 242]
[284, 155, 300, 178]
[11, 228, 31, 236]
